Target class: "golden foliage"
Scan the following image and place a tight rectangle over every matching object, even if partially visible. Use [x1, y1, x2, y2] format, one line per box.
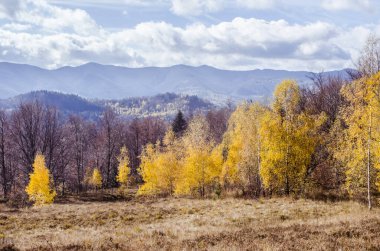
[25, 153, 56, 206]
[259, 80, 325, 194]
[221, 102, 266, 194]
[116, 146, 131, 187]
[175, 116, 222, 196]
[334, 72, 380, 197]
[138, 129, 182, 195]
[90, 168, 102, 189]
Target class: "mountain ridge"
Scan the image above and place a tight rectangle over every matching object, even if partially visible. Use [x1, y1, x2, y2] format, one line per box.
[0, 90, 215, 119]
[0, 62, 351, 104]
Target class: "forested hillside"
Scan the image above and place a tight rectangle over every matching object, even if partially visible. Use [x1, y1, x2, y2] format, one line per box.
[0, 91, 214, 119]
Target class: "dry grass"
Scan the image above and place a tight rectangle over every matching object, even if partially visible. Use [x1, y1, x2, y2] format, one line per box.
[1, 194, 380, 250]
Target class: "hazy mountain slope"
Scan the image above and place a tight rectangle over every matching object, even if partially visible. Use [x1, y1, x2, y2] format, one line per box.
[0, 62, 350, 104]
[0, 90, 103, 113]
[0, 91, 214, 119]
[98, 92, 215, 118]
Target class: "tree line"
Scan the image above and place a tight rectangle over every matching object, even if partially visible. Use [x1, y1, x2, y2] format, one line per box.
[138, 34, 380, 210]
[138, 71, 380, 209]
[2, 34, 380, 208]
[0, 102, 230, 204]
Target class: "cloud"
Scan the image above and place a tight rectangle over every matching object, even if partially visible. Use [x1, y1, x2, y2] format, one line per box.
[236, 0, 277, 9]
[49, 0, 165, 8]
[169, 0, 281, 16]
[321, 0, 372, 11]
[0, 0, 99, 35]
[0, 0, 375, 71]
[0, 0, 23, 18]
[0, 14, 365, 71]
[170, 0, 224, 16]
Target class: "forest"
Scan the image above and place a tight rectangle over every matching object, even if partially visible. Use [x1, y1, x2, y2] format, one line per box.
[1, 36, 380, 211]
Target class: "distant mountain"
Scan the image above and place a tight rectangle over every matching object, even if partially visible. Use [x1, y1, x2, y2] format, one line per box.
[0, 91, 214, 119]
[0, 62, 350, 105]
[98, 92, 215, 118]
[0, 90, 102, 112]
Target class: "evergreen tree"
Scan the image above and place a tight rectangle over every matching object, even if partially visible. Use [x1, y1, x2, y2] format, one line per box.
[172, 110, 187, 136]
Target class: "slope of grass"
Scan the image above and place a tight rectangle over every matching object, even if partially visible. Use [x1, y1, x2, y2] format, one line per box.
[1, 195, 379, 250]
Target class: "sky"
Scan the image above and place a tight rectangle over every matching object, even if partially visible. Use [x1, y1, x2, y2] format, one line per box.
[0, 0, 379, 71]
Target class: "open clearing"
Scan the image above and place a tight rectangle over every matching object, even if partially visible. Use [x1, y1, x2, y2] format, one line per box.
[1, 196, 380, 250]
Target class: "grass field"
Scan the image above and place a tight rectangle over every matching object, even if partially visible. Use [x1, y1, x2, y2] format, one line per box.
[1, 193, 380, 250]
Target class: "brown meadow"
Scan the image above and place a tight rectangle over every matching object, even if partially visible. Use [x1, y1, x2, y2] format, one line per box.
[1, 194, 380, 250]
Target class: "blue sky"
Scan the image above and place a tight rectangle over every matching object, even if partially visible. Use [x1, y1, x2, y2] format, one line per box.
[0, 0, 379, 71]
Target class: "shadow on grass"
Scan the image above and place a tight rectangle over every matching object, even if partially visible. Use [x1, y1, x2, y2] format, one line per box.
[54, 189, 137, 205]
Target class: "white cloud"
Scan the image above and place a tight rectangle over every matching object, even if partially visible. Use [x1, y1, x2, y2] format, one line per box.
[170, 0, 224, 16]
[49, 0, 165, 8]
[0, 0, 99, 35]
[0, 15, 368, 71]
[0, 0, 376, 71]
[236, 0, 278, 9]
[0, 0, 23, 18]
[321, 0, 372, 11]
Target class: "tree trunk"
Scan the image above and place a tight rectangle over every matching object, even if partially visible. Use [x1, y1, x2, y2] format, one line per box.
[367, 111, 372, 210]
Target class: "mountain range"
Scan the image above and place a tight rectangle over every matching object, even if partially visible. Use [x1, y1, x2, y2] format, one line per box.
[0, 62, 350, 105]
[0, 91, 214, 119]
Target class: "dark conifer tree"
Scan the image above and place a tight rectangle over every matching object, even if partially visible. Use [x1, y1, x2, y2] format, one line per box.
[172, 110, 187, 136]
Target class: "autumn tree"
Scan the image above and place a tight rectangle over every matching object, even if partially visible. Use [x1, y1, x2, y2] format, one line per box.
[90, 168, 102, 190]
[221, 102, 266, 196]
[260, 80, 325, 195]
[116, 146, 131, 188]
[25, 154, 56, 206]
[175, 115, 222, 197]
[125, 117, 167, 179]
[138, 129, 182, 195]
[334, 72, 380, 209]
[301, 73, 345, 190]
[357, 34, 380, 77]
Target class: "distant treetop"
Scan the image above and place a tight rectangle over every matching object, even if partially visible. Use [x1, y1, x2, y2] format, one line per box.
[172, 110, 187, 136]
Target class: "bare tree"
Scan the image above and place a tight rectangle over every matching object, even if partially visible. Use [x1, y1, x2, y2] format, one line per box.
[10, 102, 45, 181]
[0, 111, 10, 198]
[302, 73, 345, 130]
[301, 73, 346, 191]
[67, 115, 88, 192]
[99, 109, 122, 187]
[206, 108, 231, 144]
[41, 107, 63, 180]
[357, 33, 380, 77]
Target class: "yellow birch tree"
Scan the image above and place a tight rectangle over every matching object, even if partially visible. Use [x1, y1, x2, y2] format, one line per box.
[259, 80, 325, 195]
[221, 102, 266, 196]
[175, 115, 223, 197]
[90, 168, 102, 190]
[334, 72, 380, 209]
[138, 129, 182, 195]
[116, 146, 131, 188]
